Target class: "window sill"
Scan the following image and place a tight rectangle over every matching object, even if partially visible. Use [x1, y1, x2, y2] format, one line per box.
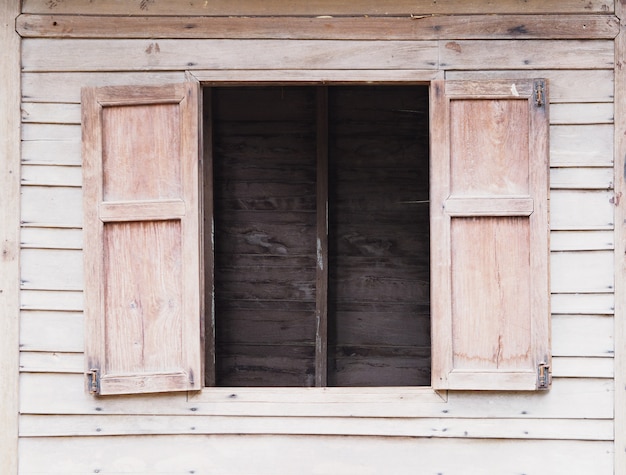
[188, 387, 447, 417]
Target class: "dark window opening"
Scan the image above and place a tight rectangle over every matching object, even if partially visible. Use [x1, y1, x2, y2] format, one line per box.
[205, 85, 430, 387]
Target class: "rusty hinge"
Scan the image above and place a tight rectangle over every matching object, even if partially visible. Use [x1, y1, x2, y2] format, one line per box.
[87, 369, 99, 395]
[534, 81, 545, 108]
[537, 362, 551, 390]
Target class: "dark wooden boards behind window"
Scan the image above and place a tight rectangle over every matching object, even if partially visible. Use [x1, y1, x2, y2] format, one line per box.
[208, 85, 430, 387]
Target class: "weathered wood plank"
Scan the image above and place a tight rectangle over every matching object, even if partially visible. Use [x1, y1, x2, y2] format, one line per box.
[21, 39, 439, 72]
[446, 70, 614, 103]
[22, 72, 186, 103]
[17, 435, 614, 475]
[20, 311, 83, 352]
[22, 123, 80, 141]
[20, 0, 615, 15]
[550, 167, 613, 189]
[440, 40, 614, 70]
[22, 140, 81, 165]
[552, 357, 613, 378]
[550, 250, 614, 294]
[0, 2, 21, 474]
[551, 293, 614, 315]
[21, 373, 613, 419]
[21, 102, 81, 124]
[614, 3, 626, 474]
[550, 190, 614, 231]
[21, 249, 83, 291]
[18, 414, 613, 440]
[21, 227, 82, 250]
[21, 186, 83, 227]
[552, 315, 614, 357]
[550, 124, 613, 167]
[20, 290, 83, 312]
[16, 14, 620, 40]
[550, 102, 613, 124]
[22, 165, 81, 187]
[20, 352, 83, 373]
[23, 70, 612, 104]
[550, 230, 614, 251]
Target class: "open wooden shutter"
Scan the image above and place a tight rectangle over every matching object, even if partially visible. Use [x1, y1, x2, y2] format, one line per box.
[431, 79, 550, 391]
[82, 82, 203, 395]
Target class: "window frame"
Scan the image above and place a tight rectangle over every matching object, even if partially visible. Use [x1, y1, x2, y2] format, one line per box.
[190, 70, 447, 412]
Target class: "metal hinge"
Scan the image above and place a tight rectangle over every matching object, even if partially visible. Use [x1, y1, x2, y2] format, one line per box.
[537, 362, 551, 390]
[534, 81, 545, 108]
[87, 369, 99, 395]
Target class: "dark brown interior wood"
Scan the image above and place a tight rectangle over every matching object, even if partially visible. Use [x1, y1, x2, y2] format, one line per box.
[207, 85, 430, 387]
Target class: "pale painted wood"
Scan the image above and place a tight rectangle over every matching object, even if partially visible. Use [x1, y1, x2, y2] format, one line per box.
[552, 315, 614, 357]
[22, 140, 81, 165]
[550, 190, 614, 230]
[22, 39, 439, 72]
[550, 167, 613, 189]
[20, 311, 83, 352]
[20, 0, 615, 15]
[551, 293, 614, 315]
[430, 79, 550, 391]
[613, 3, 626, 474]
[21, 227, 83, 250]
[552, 357, 613, 378]
[15, 14, 620, 40]
[22, 72, 186, 103]
[18, 414, 613, 440]
[550, 124, 613, 166]
[551, 230, 614, 251]
[21, 248, 83, 291]
[0, 2, 21, 475]
[439, 39, 614, 70]
[21, 290, 83, 312]
[22, 123, 81, 141]
[550, 102, 614, 124]
[550, 250, 614, 293]
[17, 435, 614, 475]
[22, 164, 82, 187]
[21, 102, 81, 124]
[20, 352, 84, 373]
[82, 82, 203, 395]
[21, 186, 83, 227]
[20, 373, 613, 419]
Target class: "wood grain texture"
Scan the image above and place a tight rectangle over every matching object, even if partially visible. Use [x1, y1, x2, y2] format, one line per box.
[15, 435, 614, 474]
[21, 39, 439, 72]
[20, 0, 615, 15]
[613, 3, 626, 474]
[0, 1, 21, 474]
[430, 79, 550, 390]
[82, 83, 203, 395]
[16, 14, 620, 40]
[17, 413, 614, 440]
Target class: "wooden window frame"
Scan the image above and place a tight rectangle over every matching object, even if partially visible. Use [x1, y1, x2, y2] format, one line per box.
[189, 70, 447, 410]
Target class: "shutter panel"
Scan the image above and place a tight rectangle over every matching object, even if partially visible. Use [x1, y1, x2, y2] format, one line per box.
[431, 79, 550, 391]
[82, 82, 203, 395]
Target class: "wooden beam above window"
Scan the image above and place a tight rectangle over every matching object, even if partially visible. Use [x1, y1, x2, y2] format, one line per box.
[16, 14, 619, 40]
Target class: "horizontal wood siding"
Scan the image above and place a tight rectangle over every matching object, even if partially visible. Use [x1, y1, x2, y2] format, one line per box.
[16, 3, 618, 475]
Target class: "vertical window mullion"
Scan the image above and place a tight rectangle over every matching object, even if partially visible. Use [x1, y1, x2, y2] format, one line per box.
[315, 86, 329, 387]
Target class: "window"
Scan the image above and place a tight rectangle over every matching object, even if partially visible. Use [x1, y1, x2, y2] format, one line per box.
[207, 85, 430, 387]
[82, 78, 550, 396]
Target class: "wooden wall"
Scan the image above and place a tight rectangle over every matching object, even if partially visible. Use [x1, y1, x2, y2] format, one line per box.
[15, 0, 620, 473]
